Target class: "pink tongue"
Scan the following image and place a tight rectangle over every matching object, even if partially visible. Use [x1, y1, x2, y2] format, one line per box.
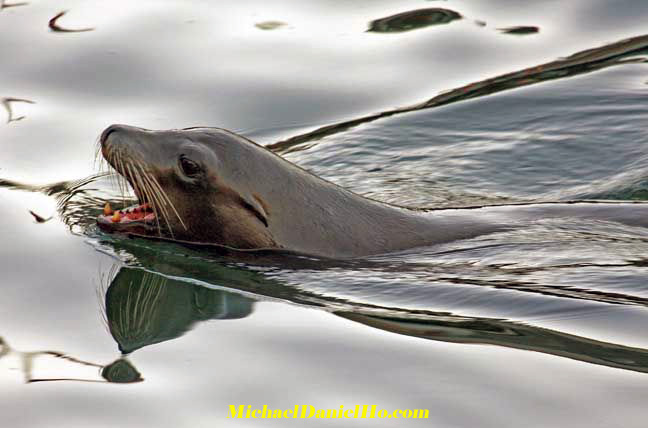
[125, 211, 144, 220]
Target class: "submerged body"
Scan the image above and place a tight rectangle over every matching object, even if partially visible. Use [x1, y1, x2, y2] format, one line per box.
[97, 125, 648, 259]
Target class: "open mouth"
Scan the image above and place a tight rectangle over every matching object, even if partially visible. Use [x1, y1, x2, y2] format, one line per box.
[95, 161, 163, 235]
[96, 201, 158, 234]
[96, 129, 184, 237]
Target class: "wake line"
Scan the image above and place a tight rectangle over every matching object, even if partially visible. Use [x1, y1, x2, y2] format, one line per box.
[268, 34, 648, 153]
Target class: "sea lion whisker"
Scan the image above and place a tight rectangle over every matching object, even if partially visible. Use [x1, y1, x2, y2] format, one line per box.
[148, 179, 169, 214]
[111, 272, 166, 344]
[118, 154, 130, 206]
[93, 136, 103, 172]
[108, 167, 118, 197]
[100, 151, 115, 194]
[124, 162, 138, 198]
[107, 153, 117, 198]
[149, 186, 178, 236]
[118, 154, 132, 207]
[134, 163, 163, 237]
[137, 166, 163, 236]
[126, 161, 147, 206]
[124, 163, 142, 214]
[134, 273, 165, 332]
[148, 174, 187, 231]
[143, 172, 185, 231]
[96, 263, 119, 336]
[144, 175, 170, 209]
[124, 163, 139, 199]
[138, 167, 174, 238]
[112, 154, 127, 202]
[115, 151, 125, 202]
[103, 151, 114, 193]
[112, 150, 125, 203]
[143, 175, 173, 235]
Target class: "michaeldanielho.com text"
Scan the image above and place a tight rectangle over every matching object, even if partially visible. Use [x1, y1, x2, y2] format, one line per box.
[229, 405, 429, 419]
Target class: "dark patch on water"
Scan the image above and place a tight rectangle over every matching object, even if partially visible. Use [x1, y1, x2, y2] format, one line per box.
[255, 21, 287, 30]
[1, 97, 35, 123]
[48, 10, 94, 33]
[29, 210, 52, 223]
[0, 0, 28, 10]
[367, 8, 462, 33]
[498, 26, 540, 35]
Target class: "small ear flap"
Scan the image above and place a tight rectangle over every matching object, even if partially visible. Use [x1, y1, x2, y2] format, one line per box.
[239, 193, 269, 227]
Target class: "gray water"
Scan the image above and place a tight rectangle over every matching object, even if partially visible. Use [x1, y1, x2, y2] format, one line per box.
[2, 1, 648, 427]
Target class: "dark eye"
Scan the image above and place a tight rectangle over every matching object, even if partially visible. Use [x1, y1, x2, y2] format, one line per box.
[179, 155, 201, 177]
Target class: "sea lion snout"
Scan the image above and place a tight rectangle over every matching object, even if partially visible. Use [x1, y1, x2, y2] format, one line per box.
[101, 124, 139, 160]
[100, 124, 142, 144]
[100, 124, 119, 144]
[100, 124, 171, 167]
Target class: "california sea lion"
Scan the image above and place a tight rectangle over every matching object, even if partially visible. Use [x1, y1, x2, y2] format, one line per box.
[97, 124, 648, 259]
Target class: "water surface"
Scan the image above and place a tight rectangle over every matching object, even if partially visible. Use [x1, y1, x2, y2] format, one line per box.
[2, 1, 648, 427]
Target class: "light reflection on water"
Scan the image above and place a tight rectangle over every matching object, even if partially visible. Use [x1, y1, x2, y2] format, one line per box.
[2, 0, 648, 427]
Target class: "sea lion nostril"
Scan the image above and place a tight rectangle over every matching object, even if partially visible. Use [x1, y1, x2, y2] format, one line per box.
[100, 125, 120, 144]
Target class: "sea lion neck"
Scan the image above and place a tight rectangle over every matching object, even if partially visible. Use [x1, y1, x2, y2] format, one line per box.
[228, 138, 447, 257]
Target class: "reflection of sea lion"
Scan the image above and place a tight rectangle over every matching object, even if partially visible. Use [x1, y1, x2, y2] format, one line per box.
[337, 311, 648, 374]
[97, 124, 648, 259]
[104, 267, 253, 354]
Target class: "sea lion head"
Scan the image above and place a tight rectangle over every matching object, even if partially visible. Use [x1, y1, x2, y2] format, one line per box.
[97, 124, 277, 249]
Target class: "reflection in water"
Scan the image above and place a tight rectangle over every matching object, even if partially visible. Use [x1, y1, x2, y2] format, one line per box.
[100, 358, 143, 383]
[0, 336, 8, 358]
[48, 10, 94, 33]
[92, 228, 648, 308]
[269, 33, 648, 153]
[498, 26, 540, 35]
[1, 97, 35, 124]
[29, 210, 52, 223]
[4, 248, 648, 382]
[255, 21, 287, 31]
[0, 1, 28, 10]
[367, 8, 462, 33]
[0, 336, 142, 384]
[95, 266, 648, 375]
[337, 312, 648, 374]
[0, 173, 111, 233]
[102, 266, 252, 354]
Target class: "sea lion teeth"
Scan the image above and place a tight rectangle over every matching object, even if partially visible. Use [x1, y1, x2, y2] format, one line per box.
[104, 202, 113, 216]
